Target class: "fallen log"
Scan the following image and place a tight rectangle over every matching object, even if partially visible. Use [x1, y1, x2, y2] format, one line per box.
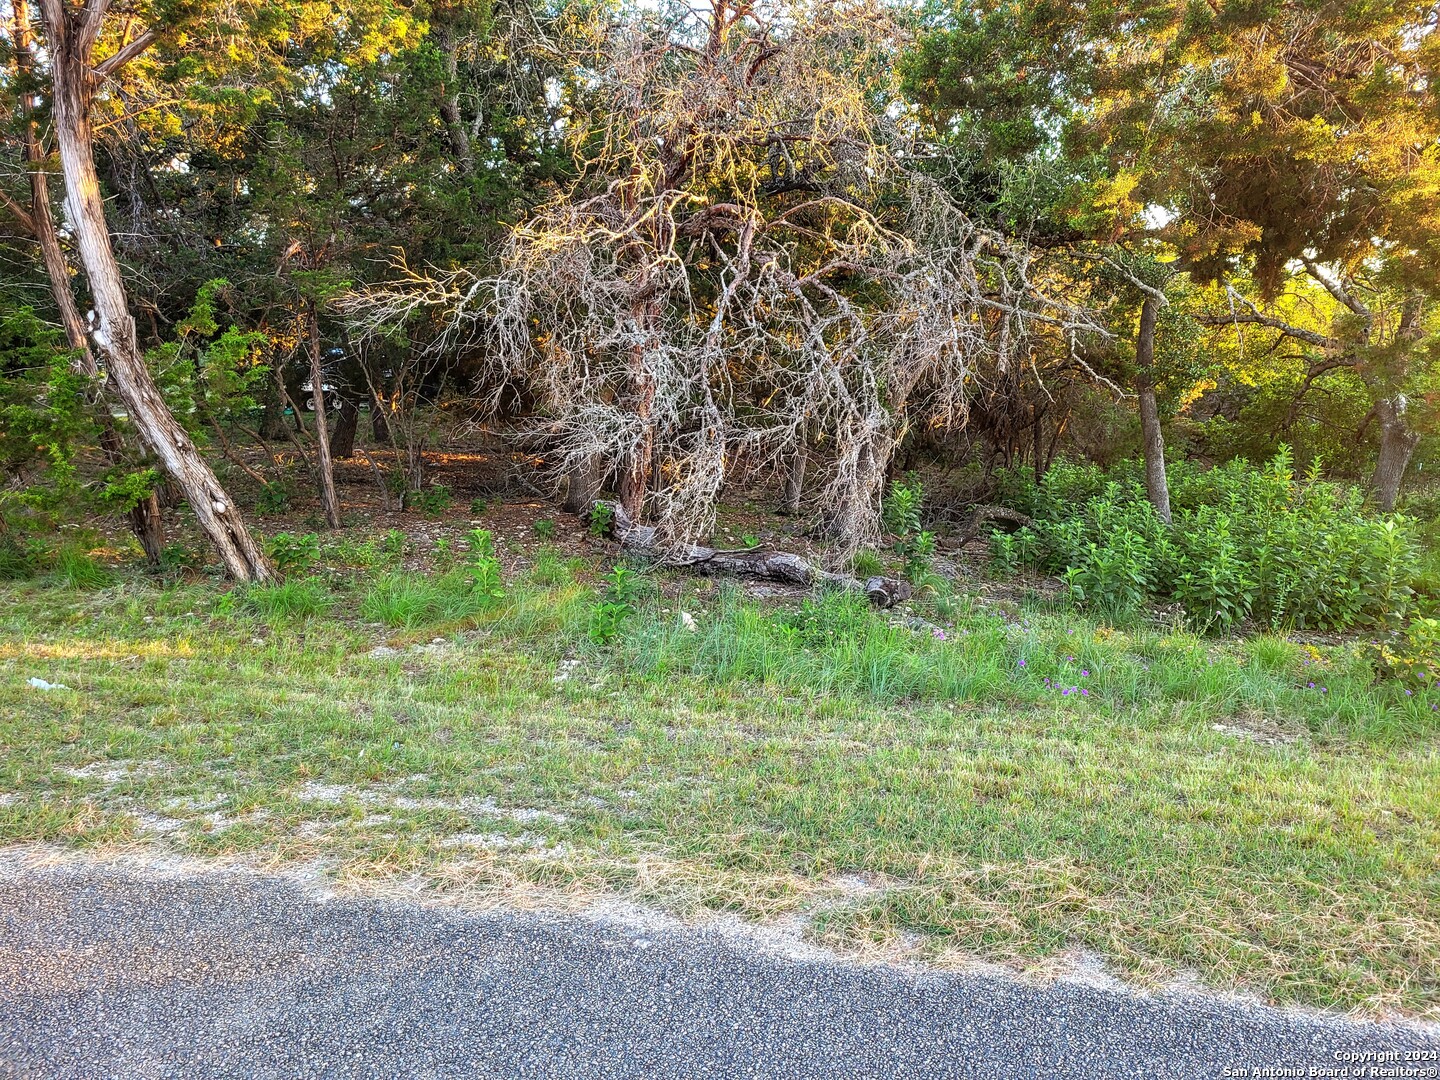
[590, 501, 914, 608]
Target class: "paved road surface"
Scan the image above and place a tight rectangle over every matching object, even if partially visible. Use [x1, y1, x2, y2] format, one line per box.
[0, 856, 1435, 1078]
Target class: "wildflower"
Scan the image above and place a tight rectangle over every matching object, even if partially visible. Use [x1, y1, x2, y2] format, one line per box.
[932, 628, 947, 642]
[1406, 689, 1413, 696]
[1307, 682, 1315, 688]
[1080, 688, 1089, 696]
[1080, 669, 1089, 678]
[1062, 687, 1071, 695]
[1017, 658, 1027, 668]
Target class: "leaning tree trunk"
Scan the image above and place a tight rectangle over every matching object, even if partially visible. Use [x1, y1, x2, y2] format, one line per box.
[1135, 294, 1172, 525]
[12, 0, 165, 565]
[39, 0, 270, 580]
[1372, 396, 1419, 512]
[305, 302, 342, 528]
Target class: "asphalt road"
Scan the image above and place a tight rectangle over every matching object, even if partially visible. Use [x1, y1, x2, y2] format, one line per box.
[0, 856, 1435, 1079]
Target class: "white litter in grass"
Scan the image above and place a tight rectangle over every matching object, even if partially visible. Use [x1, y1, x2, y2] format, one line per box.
[26, 678, 69, 691]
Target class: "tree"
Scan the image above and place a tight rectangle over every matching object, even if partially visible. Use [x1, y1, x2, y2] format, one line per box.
[30, 0, 272, 578]
[349, 0, 1102, 550]
[1, 0, 166, 562]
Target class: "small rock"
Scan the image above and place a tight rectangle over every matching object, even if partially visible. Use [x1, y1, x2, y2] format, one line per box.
[679, 611, 698, 631]
[369, 645, 401, 659]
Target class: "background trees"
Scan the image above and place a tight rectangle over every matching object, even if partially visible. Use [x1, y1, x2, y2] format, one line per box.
[2, 0, 1437, 572]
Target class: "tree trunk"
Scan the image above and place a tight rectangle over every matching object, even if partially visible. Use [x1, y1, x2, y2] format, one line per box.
[259, 366, 289, 441]
[38, 0, 270, 580]
[1135, 294, 1172, 525]
[436, 26, 476, 177]
[370, 395, 391, 443]
[1371, 396, 1419, 512]
[561, 454, 604, 514]
[778, 433, 807, 516]
[305, 302, 343, 528]
[331, 396, 359, 459]
[619, 302, 658, 522]
[11, 0, 166, 566]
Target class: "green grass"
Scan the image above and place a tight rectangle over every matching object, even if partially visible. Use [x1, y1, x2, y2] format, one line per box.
[1, 565, 1438, 1019]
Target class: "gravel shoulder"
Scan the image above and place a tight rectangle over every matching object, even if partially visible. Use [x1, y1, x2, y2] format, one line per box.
[0, 851, 1435, 1080]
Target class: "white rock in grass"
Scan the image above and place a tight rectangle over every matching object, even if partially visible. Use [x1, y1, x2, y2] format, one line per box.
[679, 611, 698, 632]
[26, 678, 68, 691]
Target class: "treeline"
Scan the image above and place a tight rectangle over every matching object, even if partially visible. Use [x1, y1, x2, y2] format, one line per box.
[2, 0, 1437, 577]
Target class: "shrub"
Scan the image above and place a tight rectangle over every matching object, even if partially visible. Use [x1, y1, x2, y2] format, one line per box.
[265, 532, 320, 575]
[410, 485, 451, 516]
[587, 502, 614, 538]
[534, 518, 558, 540]
[255, 482, 292, 514]
[588, 564, 641, 644]
[1370, 617, 1440, 690]
[882, 479, 924, 537]
[1003, 452, 1421, 632]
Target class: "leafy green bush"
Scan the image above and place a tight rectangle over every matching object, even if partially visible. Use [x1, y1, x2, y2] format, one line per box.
[1370, 617, 1440, 690]
[265, 532, 320, 575]
[534, 518, 558, 540]
[589, 564, 641, 644]
[587, 502, 614, 538]
[882, 479, 924, 537]
[411, 485, 451, 516]
[1001, 451, 1420, 631]
[255, 482, 292, 514]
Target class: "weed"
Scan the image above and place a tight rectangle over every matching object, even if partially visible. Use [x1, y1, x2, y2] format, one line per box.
[255, 482, 292, 514]
[588, 564, 641, 644]
[588, 502, 614, 538]
[265, 533, 321, 575]
[534, 519, 558, 540]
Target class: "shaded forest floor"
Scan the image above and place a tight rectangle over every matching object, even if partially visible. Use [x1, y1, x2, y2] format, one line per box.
[3, 451, 1439, 1021]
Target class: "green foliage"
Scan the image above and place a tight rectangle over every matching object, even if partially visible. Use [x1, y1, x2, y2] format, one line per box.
[1004, 453, 1421, 631]
[256, 483, 293, 514]
[533, 518, 557, 540]
[587, 502, 614, 538]
[882, 479, 924, 537]
[470, 498, 489, 514]
[588, 564, 641, 644]
[242, 578, 334, 620]
[852, 549, 885, 578]
[1370, 618, 1440, 691]
[465, 528, 505, 604]
[49, 545, 114, 590]
[411, 485, 451, 516]
[265, 532, 321, 575]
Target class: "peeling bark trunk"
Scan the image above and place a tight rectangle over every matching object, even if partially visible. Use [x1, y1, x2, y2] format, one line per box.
[370, 396, 391, 443]
[1372, 396, 1418, 512]
[39, 0, 270, 580]
[12, 0, 165, 566]
[1135, 294, 1172, 525]
[593, 499, 914, 607]
[619, 299, 658, 522]
[259, 366, 289, 441]
[305, 302, 342, 528]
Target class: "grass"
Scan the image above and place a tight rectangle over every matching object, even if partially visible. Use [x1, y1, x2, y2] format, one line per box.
[1, 557, 1438, 1019]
